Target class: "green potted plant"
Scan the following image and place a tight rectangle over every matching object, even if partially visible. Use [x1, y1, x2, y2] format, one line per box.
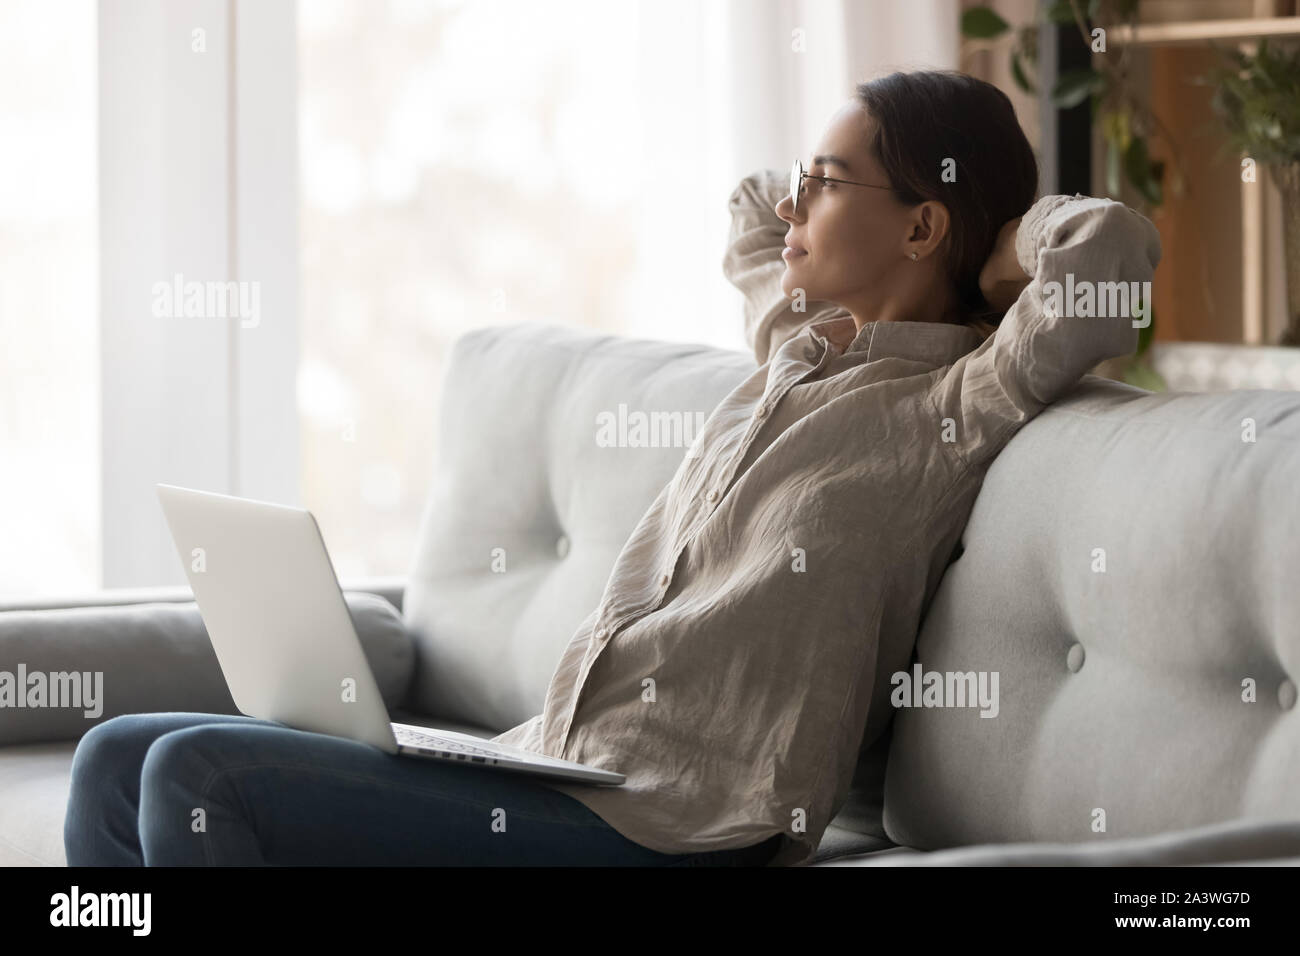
[1209, 39, 1300, 346]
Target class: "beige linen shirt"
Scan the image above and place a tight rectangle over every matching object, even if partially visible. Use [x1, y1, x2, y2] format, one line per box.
[492, 168, 1162, 866]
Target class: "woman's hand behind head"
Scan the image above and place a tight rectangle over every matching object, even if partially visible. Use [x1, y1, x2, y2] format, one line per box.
[978, 216, 1028, 314]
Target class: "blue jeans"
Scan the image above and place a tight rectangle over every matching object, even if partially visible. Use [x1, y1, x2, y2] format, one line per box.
[63, 712, 783, 866]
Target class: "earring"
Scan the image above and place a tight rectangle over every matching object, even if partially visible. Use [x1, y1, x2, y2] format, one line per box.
[909, 252, 918, 261]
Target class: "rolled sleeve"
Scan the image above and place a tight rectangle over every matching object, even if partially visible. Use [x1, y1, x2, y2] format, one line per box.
[722, 168, 849, 366]
[927, 195, 1162, 467]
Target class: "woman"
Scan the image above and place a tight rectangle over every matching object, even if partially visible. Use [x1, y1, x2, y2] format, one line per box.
[64, 70, 1160, 867]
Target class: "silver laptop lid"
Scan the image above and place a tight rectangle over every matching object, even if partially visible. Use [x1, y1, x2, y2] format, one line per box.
[156, 484, 399, 753]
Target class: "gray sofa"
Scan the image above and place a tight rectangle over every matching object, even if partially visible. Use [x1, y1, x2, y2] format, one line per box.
[4, 320, 1300, 867]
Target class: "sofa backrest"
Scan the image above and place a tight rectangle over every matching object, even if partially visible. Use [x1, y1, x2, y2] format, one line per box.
[403, 321, 755, 731]
[885, 377, 1300, 848]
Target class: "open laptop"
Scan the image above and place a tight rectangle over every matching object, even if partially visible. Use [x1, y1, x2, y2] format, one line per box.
[156, 483, 624, 787]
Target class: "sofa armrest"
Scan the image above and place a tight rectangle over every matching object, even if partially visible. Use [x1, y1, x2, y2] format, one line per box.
[0, 590, 414, 746]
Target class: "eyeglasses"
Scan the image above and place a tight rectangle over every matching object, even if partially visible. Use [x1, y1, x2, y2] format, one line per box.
[790, 158, 893, 214]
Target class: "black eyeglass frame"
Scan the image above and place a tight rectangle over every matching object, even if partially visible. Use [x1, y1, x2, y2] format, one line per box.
[790, 158, 893, 213]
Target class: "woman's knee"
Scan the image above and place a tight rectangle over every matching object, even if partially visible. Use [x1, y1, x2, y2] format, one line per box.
[138, 725, 262, 865]
[136, 729, 206, 852]
[138, 723, 263, 818]
[139, 724, 227, 788]
[71, 714, 162, 783]
[71, 713, 240, 790]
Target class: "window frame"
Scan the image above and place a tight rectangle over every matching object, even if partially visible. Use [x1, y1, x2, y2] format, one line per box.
[97, 0, 299, 588]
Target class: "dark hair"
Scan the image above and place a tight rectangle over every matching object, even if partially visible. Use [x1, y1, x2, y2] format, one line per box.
[854, 70, 1038, 338]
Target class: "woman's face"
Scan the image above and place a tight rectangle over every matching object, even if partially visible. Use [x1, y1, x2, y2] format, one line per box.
[775, 103, 918, 310]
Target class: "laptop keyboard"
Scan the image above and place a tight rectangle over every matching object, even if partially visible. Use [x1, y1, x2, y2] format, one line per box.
[393, 725, 503, 759]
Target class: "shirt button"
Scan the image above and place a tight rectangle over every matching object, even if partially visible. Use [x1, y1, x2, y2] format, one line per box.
[756, 402, 770, 419]
[659, 572, 670, 588]
[706, 489, 719, 503]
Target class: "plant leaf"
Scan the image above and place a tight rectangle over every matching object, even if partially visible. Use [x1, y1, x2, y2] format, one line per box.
[1125, 301, 1162, 382]
[1112, 106, 1132, 151]
[1122, 358, 1165, 391]
[1011, 51, 1036, 94]
[1124, 136, 1163, 206]
[960, 6, 1009, 39]
[1046, 0, 1077, 24]
[1136, 304, 1157, 357]
[1017, 25, 1039, 64]
[1106, 137, 1122, 197]
[1051, 68, 1105, 110]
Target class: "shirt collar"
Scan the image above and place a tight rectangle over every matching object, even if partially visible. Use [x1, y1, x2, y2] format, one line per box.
[805, 315, 983, 366]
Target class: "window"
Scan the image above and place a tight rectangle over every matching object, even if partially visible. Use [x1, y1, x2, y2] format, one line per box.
[298, 0, 739, 578]
[0, 0, 98, 596]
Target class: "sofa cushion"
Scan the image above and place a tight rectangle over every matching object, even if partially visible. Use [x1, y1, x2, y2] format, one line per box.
[0, 591, 414, 746]
[0, 742, 73, 866]
[402, 322, 756, 731]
